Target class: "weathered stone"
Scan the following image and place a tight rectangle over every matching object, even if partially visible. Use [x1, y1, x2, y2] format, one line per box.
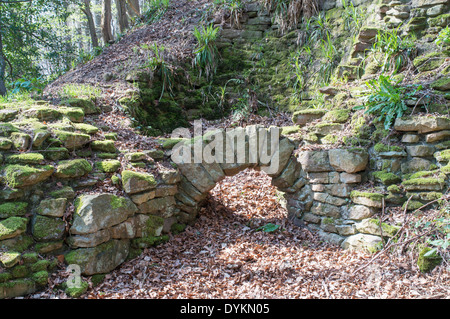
[313, 192, 348, 206]
[406, 145, 435, 157]
[401, 157, 433, 173]
[427, 4, 446, 16]
[302, 212, 321, 224]
[155, 185, 178, 197]
[401, 134, 420, 143]
[31, 215, 65, 242]
[297, 150, 332, 172]
[310, 202, 341, 218]
[402, 177, 445, 191]
[138, 196, 176, 217]
[37, 198, 67, 217]
[10, 132, 31, 151]
[355, 218, 400, 237]
[394, 116, 450, 133]
[316, 229, 345, 245]
[66, 229, 111, 248]
[313, 123, 344, 136]
[71, 194, 138, 235]
[0, 279, 36, 299]
[121, 170, 157, 194]
[336, 224, 357, 236]
[64, 239, 130, 275]
[32, 130, 51, 149]
[54, 130, 90, 149]
[412, 0, 447, 8]
[159, 169, 181, 184]
[328, 149, 369, 173]
[426, 130, 450, 143]
[0, 109, 18, 122]
[341, 233, 383, 251]
[55, 159, 92, 179]
[1, 165, 54, 188]
[130, 190, 156, 205]
[292, 109, 327, 125]
[0, 217, 28, 240]
[350, 191, 384, 208]
[0, 137, 12, 150]
[340, 172, 361, 184]
[272, 157, 302, 189]
[178, 162, 216, 193]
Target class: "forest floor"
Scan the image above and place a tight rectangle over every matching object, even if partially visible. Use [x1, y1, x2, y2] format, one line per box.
[26, 169, 449, 299]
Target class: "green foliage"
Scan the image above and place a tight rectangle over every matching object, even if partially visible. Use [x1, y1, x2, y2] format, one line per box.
[341, 0, 365, 35]
[371, 27, 416, 74]
[213, 0, 244, 28]
[356, 75, 421, 130]
[58, 84, 101, 100]
[10, 77, 46, 95]
[318, 32, 340, 86]
[435, 26, 450, 48]
[142, 43, 174, 100]
[193, 24, 220, 81]
[255, 223, 280, 233]
[142, 0, 170, 24]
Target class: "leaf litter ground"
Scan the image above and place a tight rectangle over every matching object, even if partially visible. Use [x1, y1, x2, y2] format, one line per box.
[26, 169, 450, 299]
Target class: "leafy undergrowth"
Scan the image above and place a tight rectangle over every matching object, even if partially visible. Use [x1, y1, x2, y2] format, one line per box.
[24, 170, 450, 299]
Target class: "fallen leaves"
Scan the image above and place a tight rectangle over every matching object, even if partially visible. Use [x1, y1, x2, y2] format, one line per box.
[27, 169, 450, 299]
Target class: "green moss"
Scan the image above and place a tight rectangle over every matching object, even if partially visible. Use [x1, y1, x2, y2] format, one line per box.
[55, 159, 92, 178]
[2, 164, 54, 188]
[32, 215, 65, 241]
[322, 109, 350, 123]
[372, 171, 401, 185]
[374, 143, 403, 153]
[91, 274, 106, 287]
[368, 219, 399, 237]
[97, 152, 118, 159]
[0, 217, 28, 240]
[408, 170, 438, 179]
[161, 138, 186, 150]
[95, 160, 121, 173]
[402, 177, 445, 187]
[280, 126, 300, 136]
[121, 170, 157, 188]
[111, 175, 120, 185]
[417, 246, 442, 273]
[30, 260, 50, 273]
[104, 133, 118, 140]
[58, 107, 84, 123]
[0, 272, 12, 283]
[91, 140, 116, 153]
[12, 265, 29, 278]
[21, 253, 38, 264]
[6, 153, 44, 165]
[53, 130, 90, 149]
[350, 191, 384, 201]
[0, 251, 21, 268]
[0, 202, 28, 219]
[387, 184, 402, 193]
[61, 98, 99, 115]
[73, 123, 99, 135]
[402, 200, 423, 211]
[125, 152, 146, 162]
[428, 13, 450, 27]
[110, 195, 130, 210]
[170, 223, 186, 234]
[31, 270, 49, 286]
[50, 186, 75, 199]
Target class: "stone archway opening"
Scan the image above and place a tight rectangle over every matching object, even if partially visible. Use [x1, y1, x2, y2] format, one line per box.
[205, 167, 289, 231]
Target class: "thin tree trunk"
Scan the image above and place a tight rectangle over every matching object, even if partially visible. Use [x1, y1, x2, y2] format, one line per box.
[101, 0, 114, 44]
[127, 0, 140, 17]
[115, 0, 129, 33]
[82, 0, 99, 48]
[0, 24, 7, 96]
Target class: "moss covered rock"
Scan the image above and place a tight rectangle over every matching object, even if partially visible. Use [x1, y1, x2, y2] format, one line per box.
[55, 159, 92, 178]
[417, 246, 442, 273]
[31, 215, 66, 241]
[6, 153, 44, 165]
[91, 140, 116, 153]
[2, 164, 54, 188]
[95, 160, 121, 173]
[61, 98, 100, 115]
[54, 130, 90, 149]
[0, 202, 28, 219]
[121, 170, 157, 194]
[0, 217, 28, 241]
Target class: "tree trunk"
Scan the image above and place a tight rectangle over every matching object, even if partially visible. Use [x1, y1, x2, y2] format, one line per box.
[101, 0, 114, 44]
[0, 25, 7, 97]
[115, 0, 129, 33]
[82, 0, 99, 48]
[127, 0, 140, 17]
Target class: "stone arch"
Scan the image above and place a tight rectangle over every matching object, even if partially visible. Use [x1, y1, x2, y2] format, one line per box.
[171, 125, 311, 225]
